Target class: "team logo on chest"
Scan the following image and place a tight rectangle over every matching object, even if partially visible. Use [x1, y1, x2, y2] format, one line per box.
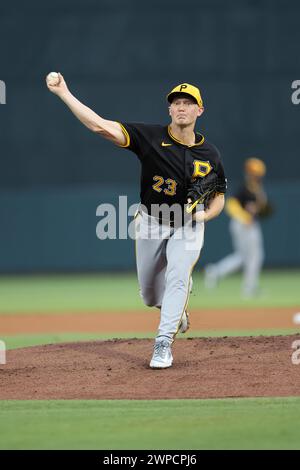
[192, 160, 212, 178]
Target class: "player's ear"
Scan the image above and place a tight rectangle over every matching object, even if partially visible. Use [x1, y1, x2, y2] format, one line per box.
[198, 106, 204, 117]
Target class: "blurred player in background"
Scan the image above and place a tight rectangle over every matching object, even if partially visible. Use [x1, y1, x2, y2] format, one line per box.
[204, 158, 272, 297]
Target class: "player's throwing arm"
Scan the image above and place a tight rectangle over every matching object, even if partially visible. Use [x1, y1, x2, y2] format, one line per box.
[45, 72, 126, 146]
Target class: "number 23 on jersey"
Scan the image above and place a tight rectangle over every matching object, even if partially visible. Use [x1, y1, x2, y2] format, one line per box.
[152, 175, 177, 196]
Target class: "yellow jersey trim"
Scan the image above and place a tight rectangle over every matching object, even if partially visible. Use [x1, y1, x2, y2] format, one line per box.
[168, 126, 205, 147]
[225, 197, 252, 224]
[117, 122, 131, 148]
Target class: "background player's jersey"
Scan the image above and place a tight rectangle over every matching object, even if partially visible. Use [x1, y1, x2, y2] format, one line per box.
[234, 185, 257, 209]
[119, 122, 227, 212]
[225, 180, 273, 224]
[233, 182, 272, 220]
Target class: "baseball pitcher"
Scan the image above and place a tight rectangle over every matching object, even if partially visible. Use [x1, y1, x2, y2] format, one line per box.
[46, 76, 227, 368]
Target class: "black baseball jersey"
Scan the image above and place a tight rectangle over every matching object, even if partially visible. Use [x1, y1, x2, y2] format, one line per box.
[234, 185, 257, 208]
[119, 122, 227, 213]
[234, 183, 271, 219]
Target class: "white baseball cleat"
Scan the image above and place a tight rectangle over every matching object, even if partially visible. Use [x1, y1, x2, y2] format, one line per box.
[178, 311, 190, 334]
[150, 339, 173, 369]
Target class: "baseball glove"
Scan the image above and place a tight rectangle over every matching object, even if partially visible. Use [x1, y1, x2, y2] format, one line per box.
[257, 201, 274, 218]
[186, 171, 219, 213]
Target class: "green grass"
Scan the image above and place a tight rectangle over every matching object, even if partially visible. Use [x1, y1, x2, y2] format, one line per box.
[2, 329, 299, 350]
[0, 270, 299, 314]
[0, 272, 299, 451]
[0, 398, 299, 449]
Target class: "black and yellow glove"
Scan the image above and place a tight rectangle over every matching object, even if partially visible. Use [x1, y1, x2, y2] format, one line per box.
[186, 171, 219, 213]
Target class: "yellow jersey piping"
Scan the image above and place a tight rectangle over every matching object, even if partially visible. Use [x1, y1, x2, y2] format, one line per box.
[117, 122, 131, 148]
[168, 125, 205, 147]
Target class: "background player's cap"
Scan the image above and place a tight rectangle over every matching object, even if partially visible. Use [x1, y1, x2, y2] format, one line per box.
[245, 158, 266, 177]
[167, 83, 203, 107]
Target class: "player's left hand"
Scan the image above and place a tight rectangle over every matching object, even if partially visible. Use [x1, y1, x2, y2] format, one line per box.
[191, 208, 206, 223]
[245, 201, 258, 216]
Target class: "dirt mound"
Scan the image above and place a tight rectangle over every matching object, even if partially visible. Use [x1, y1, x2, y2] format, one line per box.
[1, 335, 300, 400]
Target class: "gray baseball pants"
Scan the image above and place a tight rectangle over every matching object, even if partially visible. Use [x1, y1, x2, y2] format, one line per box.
[213, 218, 264, 295]
[134, 209, 204, 341]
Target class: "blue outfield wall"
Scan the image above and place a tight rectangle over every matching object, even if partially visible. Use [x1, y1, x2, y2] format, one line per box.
[1, 0, 300, 272]
[0, 182, 299, 272]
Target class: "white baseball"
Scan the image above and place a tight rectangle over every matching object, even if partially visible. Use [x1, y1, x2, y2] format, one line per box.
[47, 72, 60, 86]
[293, 313, 300, 325]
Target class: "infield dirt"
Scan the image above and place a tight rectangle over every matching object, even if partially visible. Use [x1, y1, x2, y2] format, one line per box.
[1, 335, 300, 400]
[0, 307, 298, 334]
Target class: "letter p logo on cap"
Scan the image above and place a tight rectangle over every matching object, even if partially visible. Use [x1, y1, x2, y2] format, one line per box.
[179, 84, 188, 91]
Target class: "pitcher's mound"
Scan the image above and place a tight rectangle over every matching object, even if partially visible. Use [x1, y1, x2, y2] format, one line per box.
[1, 335, 300, 400]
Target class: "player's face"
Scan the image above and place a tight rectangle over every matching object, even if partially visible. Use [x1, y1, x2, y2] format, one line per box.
[247, 173, 264, 183]
[169, 97, 203, 127]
